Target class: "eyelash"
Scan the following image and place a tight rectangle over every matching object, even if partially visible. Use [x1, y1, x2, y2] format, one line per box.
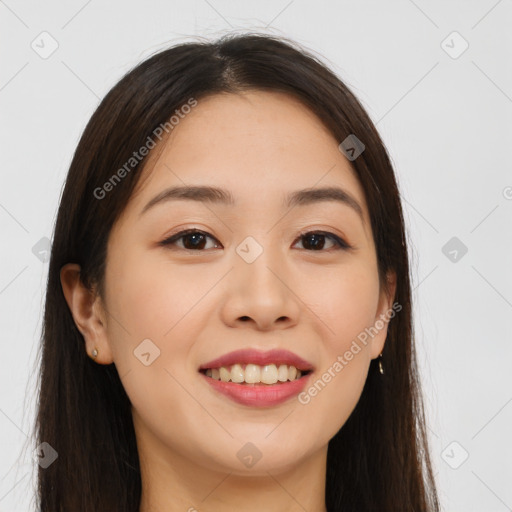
[159, 228, 352, 252]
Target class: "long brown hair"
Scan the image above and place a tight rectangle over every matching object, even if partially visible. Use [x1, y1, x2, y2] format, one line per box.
[33, 32, 440, 511]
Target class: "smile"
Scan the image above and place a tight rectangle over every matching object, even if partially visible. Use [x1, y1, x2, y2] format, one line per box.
[200, 363, 310, 384]
[198, 348, 314, 407]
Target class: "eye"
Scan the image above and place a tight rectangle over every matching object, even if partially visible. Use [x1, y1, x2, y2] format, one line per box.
[160, 229, 221, 251]
[160, 229, 351, 252]
[292, 231, 351, 251]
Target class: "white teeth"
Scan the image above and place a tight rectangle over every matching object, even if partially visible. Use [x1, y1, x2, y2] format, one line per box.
[230, 363, 244, 383]
[277, 364, 288, 382]
[203, 363, 306, 384]
[219, 367, 230, 382]
[244, 364, 260, 383]
[260, 364, 278, 384]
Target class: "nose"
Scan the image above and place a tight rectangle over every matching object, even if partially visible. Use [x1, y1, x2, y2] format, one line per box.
[220, 247, 301, 331]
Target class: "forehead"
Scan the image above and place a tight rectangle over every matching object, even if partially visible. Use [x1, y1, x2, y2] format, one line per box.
[125, 90, 370, 224]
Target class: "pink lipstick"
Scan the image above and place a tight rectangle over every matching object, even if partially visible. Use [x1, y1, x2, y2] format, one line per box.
[198, 348, 314, 407]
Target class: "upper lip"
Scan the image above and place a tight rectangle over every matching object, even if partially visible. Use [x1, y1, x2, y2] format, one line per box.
[199, 348, 314, 372]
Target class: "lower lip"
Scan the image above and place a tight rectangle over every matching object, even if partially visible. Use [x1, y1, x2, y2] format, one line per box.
[200, 372, 311, 407]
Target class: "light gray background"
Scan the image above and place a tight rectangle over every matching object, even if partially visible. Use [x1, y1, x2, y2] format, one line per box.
[1, 1, 511, 511]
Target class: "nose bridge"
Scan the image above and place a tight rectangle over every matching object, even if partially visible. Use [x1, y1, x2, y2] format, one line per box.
[220, 234, 299, 329]
[234, 234, 285, 295]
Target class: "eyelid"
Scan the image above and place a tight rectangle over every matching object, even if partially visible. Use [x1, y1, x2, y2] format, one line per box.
[159, 227, 354, 252]
[160, 228, 222, 249]
[294, 229, 353, 250]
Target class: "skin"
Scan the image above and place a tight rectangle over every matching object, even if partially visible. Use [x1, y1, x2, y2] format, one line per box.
[61, 90, 396, 512]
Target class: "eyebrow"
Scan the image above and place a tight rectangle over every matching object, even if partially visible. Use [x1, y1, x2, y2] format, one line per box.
[139, 185, 364, 221]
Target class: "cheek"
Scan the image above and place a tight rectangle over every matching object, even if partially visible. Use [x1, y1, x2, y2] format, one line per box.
[103, 253, 216, 439]
[296, 356, 369, 449]
[102, 248, 223, 402]
[307, 261, 380, 348]
[292, 263, 378, 433]
[106, 249, 215, 344]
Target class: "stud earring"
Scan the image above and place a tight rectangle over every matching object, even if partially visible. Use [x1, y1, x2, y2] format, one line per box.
[91, 348, 98, 359]
[378, 353, 384, 375]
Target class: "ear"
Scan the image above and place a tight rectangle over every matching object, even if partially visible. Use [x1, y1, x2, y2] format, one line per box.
[60, 263, 114, 364]
[369, 270, 397, 360]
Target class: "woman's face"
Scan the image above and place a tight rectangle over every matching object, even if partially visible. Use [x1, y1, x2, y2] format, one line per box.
[95, 91, 395, 475]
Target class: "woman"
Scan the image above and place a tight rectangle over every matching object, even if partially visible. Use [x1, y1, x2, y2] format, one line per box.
[35, 33, 440, 511]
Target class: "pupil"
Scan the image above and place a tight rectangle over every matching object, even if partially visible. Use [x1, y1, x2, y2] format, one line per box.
[184, 233, 205, 249]
[304, 233, 324, 250]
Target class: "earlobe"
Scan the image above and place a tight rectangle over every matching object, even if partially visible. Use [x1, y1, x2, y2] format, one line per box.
[60, 263, 113, 364]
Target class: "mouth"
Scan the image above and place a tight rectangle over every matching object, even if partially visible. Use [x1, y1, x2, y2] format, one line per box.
[199, 363, 312, 385]
[198, 349, 314, 407]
